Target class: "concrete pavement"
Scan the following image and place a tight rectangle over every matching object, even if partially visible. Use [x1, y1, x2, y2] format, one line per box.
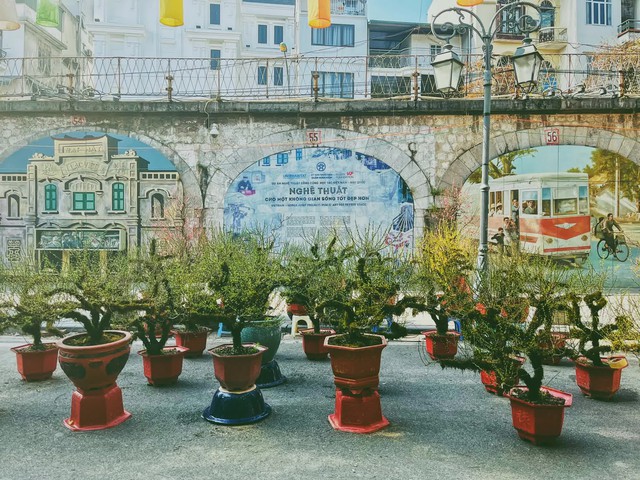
[1, 333, 639, 480]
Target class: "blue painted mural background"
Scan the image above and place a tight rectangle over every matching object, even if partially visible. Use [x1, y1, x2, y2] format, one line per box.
[223, 147, 414, 249]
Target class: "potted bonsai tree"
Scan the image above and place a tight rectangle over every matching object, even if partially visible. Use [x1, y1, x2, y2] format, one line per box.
[317, 228, 423, 433]
[414, 224, 474, 360]
[282, 235, 353, 360]
[567, 291, 630, 400]
[0, 260, 66, 381]
[126, 242, 189, 386]
[54, 250, 140, 431]
[199, 231, 284, 425]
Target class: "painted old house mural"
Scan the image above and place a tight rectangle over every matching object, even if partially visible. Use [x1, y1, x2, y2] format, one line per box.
[0, 132, 181, 267]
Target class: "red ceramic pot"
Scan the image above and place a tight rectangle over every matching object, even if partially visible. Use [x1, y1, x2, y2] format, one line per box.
[173, 329, 209, 358]
[11, 343, 58, 381]
[58, 330, 132, 392]
[138, 346, 188, 386]
[575, 356, 627, 400]
[324, 334, 387, 393]
[300, 329, 335, 360]
[57, 330, 133, 431]
[423, 331, 460, 361]
[509, 386, 572, 445]
[209, 343, 266, 392]
[480, 356, 525, 395]
[287, 303, 308, 316]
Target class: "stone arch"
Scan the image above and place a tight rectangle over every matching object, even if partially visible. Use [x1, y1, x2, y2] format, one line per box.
[437, 126, 640, 188]
[0, 125, 202, 211]
[205, 127, 431, 238]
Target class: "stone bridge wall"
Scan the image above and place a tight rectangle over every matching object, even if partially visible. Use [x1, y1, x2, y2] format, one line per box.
[1, 98, 640, 240]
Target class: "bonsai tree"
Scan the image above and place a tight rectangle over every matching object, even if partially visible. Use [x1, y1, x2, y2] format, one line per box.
[316, 229, 422, 346]
[123, 241, 183, 356]
[0, 259, 66, 349]
[55, 250, 143, 345]
[282, 234, 353, 335]
[414, 224, 474, 336]
[201, 231, 284, 353]
[566, 291, 631, 366]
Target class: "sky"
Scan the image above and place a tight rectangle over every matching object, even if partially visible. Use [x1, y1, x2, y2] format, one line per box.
[368, 0, 432, 23]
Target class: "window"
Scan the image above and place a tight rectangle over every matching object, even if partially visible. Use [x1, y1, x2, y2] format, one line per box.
[276, 152, 288, 165]
[296, 149, 303, 161]
[579, 185, 589, 214]
[274, 66, 284, 86]
[112, 183, 125, 211]
[316, 72, 354, 99]
[73, 192, 95, 211]
[430, 45, 442, 61]
[521, 191, 539, 215]
[311, 24, 355, 47]
[210, 49, 221, 70]
[258, 66, 267, 85]
[540, 1, 555, 28]
[151, 193, 165, 219]
[258, 24, 267, 44]
[541, 188, 551, 216]
[8, 194, 19, 218]
[44, 184, 57, 211]
[586, 0, 611, 25]
[209, 3, 220, 25]
[274, 25, 283, 45]
[497, 0, 524, 37]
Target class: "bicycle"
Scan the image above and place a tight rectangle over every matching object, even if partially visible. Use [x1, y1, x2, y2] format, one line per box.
[596, 232, 629, 262]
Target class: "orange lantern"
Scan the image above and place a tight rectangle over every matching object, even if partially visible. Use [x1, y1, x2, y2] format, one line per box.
[308, 0, 330, 29]
[159, 0, 183, 27]
[456, 0, 484, 6]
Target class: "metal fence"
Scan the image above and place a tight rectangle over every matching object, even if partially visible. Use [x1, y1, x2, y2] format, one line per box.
[0, 52, 637, 102]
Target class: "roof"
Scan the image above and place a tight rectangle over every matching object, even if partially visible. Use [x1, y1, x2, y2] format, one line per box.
[242, 0, 295, 5]
[489, 172, 589, 185]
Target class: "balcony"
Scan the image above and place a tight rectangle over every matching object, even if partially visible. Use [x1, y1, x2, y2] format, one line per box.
[332, 0, 365, 16]
[618, 19, 640, 43]
[537, 27, 568, 50]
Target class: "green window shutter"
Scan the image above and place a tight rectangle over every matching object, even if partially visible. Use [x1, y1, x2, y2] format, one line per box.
[36, 0, 60, 27]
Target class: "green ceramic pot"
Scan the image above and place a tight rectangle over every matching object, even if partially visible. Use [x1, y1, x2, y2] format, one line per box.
[241, 321, 282, 364]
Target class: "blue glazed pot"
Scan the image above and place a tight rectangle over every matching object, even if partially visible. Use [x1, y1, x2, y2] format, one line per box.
[240, 321, 282, 365]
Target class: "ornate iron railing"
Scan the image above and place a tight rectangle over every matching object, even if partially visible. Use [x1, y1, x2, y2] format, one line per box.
[0, 53, 635, 101]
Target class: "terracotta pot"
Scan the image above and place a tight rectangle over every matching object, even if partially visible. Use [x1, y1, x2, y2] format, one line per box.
[11, 343, 58, 381]
[575, 356, 627, 400]
[138, 346, 188, 386]
[423, 331, 460, 361]
[58, 330, 132, 392]
[173, 329, 209, 358]
[209, 343, 266, 392]
[56, 330, 132, 431]
[480, 356, 525, 395]
[541, 331, 569, 365]
[508, 386, 573, 445]
[301, 329, 335, 360]
[324, 334, 387, 392]
[287, 303, 307, 316]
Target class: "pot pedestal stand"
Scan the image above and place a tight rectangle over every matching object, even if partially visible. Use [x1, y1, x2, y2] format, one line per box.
[328, 388, 389, 434]
[65, 385, 131, 431]
[256, 360, 286, 389]
[203, 385, 271, 425]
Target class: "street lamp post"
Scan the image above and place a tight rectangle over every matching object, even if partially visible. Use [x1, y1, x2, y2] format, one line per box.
[431, 2, 543, 274]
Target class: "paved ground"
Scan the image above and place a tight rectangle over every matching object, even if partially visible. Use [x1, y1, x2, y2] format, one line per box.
[1, 333, 639, 480]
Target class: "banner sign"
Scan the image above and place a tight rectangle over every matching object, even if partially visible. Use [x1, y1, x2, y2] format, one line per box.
[223, 147, 414, 249]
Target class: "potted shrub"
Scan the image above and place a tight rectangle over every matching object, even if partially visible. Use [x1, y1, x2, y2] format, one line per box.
[54, 250, 140, 431]
[0, 261, 65, 381]
[414, 225, 474, 360]
[317, 230, 423, 433]
[282, 236, 353, 360]
[127, 244, 189, 386]
[199, 231, 284, 425]
[567, 291, 630, 400]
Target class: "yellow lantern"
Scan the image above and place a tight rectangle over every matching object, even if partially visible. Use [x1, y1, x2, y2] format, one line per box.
[456, 0, 484, 6]
[0, 0, 20, 31]
[308, 0, 330, 29]
[159, 0, 183, 27]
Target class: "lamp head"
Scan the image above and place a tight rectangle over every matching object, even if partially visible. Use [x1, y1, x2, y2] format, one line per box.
[431, 44, 464, 94]
[513, 37, 544, 89]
